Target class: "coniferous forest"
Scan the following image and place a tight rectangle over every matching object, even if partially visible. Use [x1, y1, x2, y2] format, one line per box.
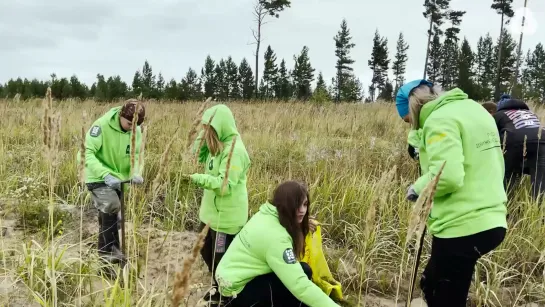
[1, 0, 544, 103]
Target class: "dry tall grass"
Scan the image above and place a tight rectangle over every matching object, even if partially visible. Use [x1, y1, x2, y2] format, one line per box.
[0, 98, 544, 307]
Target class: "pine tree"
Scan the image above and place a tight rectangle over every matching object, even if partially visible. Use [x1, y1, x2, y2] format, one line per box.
[457, 38, 476, 97]
[201, 55, 216, 98]
[164, 79, 179, 101]
[70, 75, 88, 99]
[94, 74, 108, 102]
[422, 0, 452, 78]
[368, 29, 390, 101]
[333, 19, 356, 103]
[154, 73, 165, 99]
[310, 72, 330, 103]
[526, 43, 545, 100]
[343, 74, 364, 102]
[491, 0, 515, 100]
[141, 60, 155, 98]
[132, 71, 143, 97]
[238, 58, 255, 100]
[427, 33, 442, 83]
[493, 29, 517, 95]
[262, 45, 279, 99]
[180, 68, 202, 100]
[275, 59, 292, 100]
[291, 46, 315, 100]
[215, 59, 228, 100]
[378, 80, 394, 101]
[440, 10, 466, 89]
[392, 32, 409, 92]
[475, 34, 495, 99]
[225, 56, 240, 100]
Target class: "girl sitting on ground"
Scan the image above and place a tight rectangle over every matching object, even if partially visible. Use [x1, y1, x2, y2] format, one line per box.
[214, 180, 340, 307]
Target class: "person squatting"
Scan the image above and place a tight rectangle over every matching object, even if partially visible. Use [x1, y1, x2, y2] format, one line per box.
[81, 83, 538, 306]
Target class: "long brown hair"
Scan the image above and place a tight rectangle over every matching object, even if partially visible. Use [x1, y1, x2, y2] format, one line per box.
[203, 124, 224, 156]
[271, 181, 310, 258]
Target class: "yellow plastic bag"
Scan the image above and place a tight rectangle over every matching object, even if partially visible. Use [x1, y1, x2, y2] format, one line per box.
[301, 225, 343, 301]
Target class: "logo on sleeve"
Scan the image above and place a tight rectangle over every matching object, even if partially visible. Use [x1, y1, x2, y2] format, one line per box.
[90, 126, 101, 137]
[283, 248, 297, 264]
[208, 159, 214, 170]
[126, 145, 130, 155]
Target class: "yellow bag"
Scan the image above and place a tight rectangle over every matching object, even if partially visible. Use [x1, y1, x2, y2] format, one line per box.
[301, 225, 343, 301]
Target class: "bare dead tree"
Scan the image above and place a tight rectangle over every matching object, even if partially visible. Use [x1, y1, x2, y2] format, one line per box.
[251, 1, 268, 98]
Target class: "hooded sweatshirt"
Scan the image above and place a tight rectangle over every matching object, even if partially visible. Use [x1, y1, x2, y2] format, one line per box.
[190, 104, 251, 235]
[493, 99, 545, 147]
[78, 106, 142, 183]
[215, 202, 340, 307]
[411, 88, 507, 238]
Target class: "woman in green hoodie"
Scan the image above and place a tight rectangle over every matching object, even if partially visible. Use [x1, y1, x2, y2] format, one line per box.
[395, 80, 508, 307]
[214, 180, 340, 307]
[189, 104, 251, 302]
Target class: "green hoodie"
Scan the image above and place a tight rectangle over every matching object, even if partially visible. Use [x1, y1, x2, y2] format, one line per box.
[78, 106, 142, 183]
[190, 104, 251, 235]
[215, 203, 340, 307]
[410, 88, 507, 238]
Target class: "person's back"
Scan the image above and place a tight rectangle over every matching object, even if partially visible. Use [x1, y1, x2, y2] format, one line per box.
[416, 90, 507, 238]
[494, 98, 545, 146]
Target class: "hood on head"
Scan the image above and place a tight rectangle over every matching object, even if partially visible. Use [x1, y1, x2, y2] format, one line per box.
[259, 202, 279, 218]
[497, 98, 529, 112]
[419, 88, 468, 126]
[201, 104, 240, 142]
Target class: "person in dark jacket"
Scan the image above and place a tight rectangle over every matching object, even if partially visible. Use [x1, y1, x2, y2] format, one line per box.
[494, 97, 545, 201]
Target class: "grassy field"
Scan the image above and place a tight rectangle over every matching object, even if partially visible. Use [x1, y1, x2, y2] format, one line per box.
[0, 95, 544, 307]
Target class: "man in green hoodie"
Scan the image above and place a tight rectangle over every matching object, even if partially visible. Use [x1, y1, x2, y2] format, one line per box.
[396, 80, 507, 306]
[78, 99, 145, 264]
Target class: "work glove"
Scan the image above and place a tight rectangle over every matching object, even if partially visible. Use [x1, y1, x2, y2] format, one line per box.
[406, 185, 418, 202]
[131, 175, 144, 185]
[104, 174, 122, 190]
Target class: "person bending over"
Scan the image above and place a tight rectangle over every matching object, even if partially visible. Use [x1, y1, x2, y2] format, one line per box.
[215, 180, 340, 307]
[189, 104, 251, 302]
[494, 97, 545, 200]
[395, 80, 507, 307]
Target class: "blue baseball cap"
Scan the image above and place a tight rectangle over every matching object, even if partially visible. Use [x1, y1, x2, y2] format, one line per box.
[497, 94, 511, 110]
[395, 79, 433, 118]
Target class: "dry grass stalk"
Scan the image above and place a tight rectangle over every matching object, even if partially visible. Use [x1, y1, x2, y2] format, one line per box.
[138, 124, 147, 174]
[186, 97, 212, 150]
[194, 110, 217, 164]
[171, 223, 210, 307]
[502, 131, 508, 154]
[130, 101, 142, 178]
[221, 137, 237, 196]
[151, 128, 179, 198]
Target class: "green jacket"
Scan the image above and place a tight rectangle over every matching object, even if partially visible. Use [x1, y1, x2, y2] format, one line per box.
[190, 104, 251, 235]
[78, 107, 142, 183]
[215, 203, 340, 307]
[410, 88, 507, 238]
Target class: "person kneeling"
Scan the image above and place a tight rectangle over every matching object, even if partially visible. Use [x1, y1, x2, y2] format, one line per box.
[215, 181, 340, 307]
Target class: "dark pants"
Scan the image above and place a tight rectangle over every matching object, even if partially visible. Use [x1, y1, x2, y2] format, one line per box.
[420, 227, 506, 307]
[87, 183, 122, 256]
[504, 142, 545, 201]
[199, 223, 236, 284]
[226, 262, 313, 307]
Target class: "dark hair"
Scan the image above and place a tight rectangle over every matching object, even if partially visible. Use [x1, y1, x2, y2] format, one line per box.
[481, 101, 497, 114]
[271, 181, 310, 258]
[120, 99, 145, 125]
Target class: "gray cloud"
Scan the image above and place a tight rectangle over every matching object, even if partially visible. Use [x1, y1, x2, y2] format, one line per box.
[0, 0, 543, 91]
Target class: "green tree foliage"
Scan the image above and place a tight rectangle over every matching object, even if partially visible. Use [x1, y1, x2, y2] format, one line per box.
[392, 32, 409, 92]
[262, 45, 279, 99]
[201, 55, 216, 99]
[457, 38, 477, 98]
[493, 29, 517, 95]
[291, 46, 315, 100]
[275, 59, 292, 100]
[333, 19, 356, 103]
[427, 33, 442, 83]
[368, 29, 390, 101]
[440, 10, 466, 89]
[475, 34, 496, 100]
[239, 58, 255, 100]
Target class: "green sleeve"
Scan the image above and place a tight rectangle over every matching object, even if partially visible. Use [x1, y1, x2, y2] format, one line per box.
[85, 125, 110, 180]
[265, 237, 339, 307]
[190, 148, 246, 196]
[413, 117, 465, 197]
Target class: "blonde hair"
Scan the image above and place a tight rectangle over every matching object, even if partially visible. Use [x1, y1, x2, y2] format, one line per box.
[204, 124, 224, 156]
[409, 84, 444, 130]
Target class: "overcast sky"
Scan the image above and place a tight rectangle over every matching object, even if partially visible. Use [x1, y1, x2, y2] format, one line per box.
[0, 0, 543, 91]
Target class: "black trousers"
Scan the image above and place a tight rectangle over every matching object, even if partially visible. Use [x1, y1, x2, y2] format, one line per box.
[199, 223, 237, 284]
[504, 142, 545, 201]
[420, 227, 506, 307]
[226, 262, 313, 307]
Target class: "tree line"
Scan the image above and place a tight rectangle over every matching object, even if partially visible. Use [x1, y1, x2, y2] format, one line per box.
[1, 0, 544, 103]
